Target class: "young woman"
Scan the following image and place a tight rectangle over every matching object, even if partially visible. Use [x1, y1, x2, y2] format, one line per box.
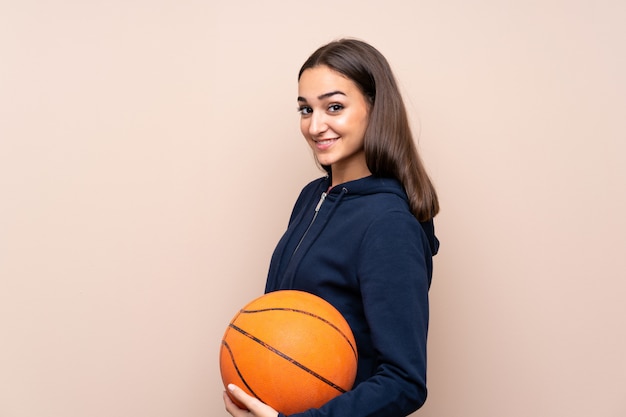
[223, 38, 440, 417]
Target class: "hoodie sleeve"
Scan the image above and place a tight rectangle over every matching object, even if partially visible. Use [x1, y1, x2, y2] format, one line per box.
[285, 209, 431, 417]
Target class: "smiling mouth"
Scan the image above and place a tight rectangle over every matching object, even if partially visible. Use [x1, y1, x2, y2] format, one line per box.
[315, 137, 339, 146]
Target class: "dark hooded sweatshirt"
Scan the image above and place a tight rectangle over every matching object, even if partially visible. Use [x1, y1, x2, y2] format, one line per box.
[265, 175, 439, 417]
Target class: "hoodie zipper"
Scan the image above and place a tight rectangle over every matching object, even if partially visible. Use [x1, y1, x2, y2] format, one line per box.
[292, 192, 326, 256]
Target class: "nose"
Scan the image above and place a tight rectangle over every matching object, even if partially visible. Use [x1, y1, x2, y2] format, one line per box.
[307, 111, 328, 136]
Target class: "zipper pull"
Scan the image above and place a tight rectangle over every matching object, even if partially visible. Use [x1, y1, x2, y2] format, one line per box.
[315, 192, 327, 212]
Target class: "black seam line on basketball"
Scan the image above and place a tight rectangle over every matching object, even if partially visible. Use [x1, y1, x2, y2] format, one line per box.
[229, 323, 348, 394]
[239, 307, 357, 360]
[222, 339, 267, 404]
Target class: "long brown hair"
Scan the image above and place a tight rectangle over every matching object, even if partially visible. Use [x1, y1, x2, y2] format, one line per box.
[298, 38, 439, 221]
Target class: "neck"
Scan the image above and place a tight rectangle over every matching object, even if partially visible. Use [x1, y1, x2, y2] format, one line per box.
[330, 167, 372, 187]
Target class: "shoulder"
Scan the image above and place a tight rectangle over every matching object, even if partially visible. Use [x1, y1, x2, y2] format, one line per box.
[366, 205, 422, 238]
[358, 199, 431, 257]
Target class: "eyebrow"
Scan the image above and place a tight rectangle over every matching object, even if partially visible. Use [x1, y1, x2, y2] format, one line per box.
[297, 90, 347, 102]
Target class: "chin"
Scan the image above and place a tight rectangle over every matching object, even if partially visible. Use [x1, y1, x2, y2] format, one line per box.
[316, 158, 335, 168]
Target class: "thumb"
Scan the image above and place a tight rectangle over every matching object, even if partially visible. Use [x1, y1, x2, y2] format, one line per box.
[227, 384, 255, 408]
[227, 384, 278, 417]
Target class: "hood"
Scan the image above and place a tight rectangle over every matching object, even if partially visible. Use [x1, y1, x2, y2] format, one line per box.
[326, 175, 407, 199]
[325, 175, 440, 256]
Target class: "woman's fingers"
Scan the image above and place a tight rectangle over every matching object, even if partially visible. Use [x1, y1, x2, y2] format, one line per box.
[224, 384, 278, 417]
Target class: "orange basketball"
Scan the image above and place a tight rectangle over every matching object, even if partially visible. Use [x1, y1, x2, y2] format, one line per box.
[219, 290, 358, 415]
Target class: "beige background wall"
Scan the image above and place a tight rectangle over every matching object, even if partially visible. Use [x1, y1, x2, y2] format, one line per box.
[1, 1, 624, 416]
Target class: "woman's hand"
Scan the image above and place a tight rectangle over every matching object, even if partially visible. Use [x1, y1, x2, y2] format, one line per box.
[223, 384, 279, 417]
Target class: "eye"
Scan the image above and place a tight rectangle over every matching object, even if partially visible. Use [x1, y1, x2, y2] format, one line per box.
[298, 105, 312, 116]
[328, 103, 344, 113]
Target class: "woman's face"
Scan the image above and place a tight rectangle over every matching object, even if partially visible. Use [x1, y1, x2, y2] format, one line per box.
[297, 65, 371, 184]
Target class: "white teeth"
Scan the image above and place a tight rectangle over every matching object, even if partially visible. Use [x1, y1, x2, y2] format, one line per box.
[317, 138, 337, 145]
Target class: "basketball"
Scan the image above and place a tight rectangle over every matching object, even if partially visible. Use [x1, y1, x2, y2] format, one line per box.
[219, 290, 358, 415]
